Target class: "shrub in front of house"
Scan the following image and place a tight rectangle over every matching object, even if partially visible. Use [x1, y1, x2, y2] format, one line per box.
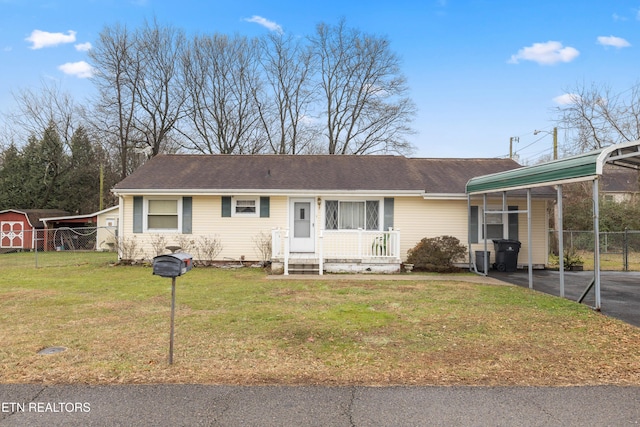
[407, 235, 467, 272]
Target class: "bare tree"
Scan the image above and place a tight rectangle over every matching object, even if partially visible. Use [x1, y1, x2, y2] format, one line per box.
[88, 23, 141, 180]
[7, 80, 79, 151]
[180, 34, 265, 154]
[256, 32, 319, 154]
[88, 20, 186, 179]
[132, 19, 187, 157]
[310, 20, 416, 155]
[557, 81, 640, 155]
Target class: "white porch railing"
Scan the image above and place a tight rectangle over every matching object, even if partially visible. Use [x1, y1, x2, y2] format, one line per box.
[321, 229, 400, 259]
[272, 228, 289, 275]
[272, 228, 401, 275]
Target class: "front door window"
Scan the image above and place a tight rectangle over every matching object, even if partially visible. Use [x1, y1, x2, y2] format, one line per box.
[294, 202, 311, 238]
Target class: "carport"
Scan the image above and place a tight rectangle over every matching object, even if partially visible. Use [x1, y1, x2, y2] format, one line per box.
[466, 140, 640, 310]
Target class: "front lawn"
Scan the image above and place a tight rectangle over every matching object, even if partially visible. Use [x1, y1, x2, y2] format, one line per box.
[1, 252, 639, 385]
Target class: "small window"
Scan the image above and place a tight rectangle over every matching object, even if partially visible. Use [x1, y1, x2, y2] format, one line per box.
[148, 199, 179, 230]
[233, 198, 258, 216]
[485, 211, 503, 240]
[475, 206, 519, 241]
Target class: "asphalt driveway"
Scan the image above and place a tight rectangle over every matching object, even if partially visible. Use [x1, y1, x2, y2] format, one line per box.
[491, 270, 640, 327]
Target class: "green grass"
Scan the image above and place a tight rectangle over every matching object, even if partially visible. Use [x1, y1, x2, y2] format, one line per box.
[549, 250, 640, 271]
[1, 252, 640, 386]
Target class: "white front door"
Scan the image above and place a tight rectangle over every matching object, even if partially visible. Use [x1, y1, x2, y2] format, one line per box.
[290, 198, 315, 253]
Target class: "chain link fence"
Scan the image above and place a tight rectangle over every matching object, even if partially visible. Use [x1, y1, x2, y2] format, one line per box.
[0, 226, 118, 267]
[5, 226, 640, 270]
[549, 229, 640, 271]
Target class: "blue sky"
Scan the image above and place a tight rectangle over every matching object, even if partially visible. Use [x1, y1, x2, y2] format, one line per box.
[1, 0, 638, 162]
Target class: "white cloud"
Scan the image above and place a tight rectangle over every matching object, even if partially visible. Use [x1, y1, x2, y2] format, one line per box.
[553, 93, 580, 105]
[508, 41, 579, 65]
[244, 15, 283, 33]
[58, 61, 94, 78]
[75, 42, 92, 52]
[597, 35, 631, 48]
[26, 29, 76, 49]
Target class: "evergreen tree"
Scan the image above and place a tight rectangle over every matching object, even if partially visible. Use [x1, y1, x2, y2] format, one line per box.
[0, 143, 28, 209]
[38, 121, 66, 208]
[63, 126, 100, 214]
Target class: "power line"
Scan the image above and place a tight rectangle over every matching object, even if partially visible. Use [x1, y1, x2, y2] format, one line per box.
[505, 81, 640, 163]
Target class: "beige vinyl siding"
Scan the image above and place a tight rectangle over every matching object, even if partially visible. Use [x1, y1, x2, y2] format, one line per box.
[394, 196, 548, 266]
[120, 196, 132, 237]
[395, 198, 469, 262]
[119, 195, 287, 261]
[468, 198, 548, 267]
[119, 193, 550, 267]
[205, 195, 287, 260]
[96, 207, 119, 251]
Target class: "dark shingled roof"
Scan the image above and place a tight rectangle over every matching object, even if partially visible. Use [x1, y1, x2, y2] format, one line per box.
[601, 166, 640, 193]
[113, 154, 533, 194]
[410, 158, 522, 194]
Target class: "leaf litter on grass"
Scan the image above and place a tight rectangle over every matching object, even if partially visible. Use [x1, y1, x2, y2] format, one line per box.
[1, 254, 640, 385]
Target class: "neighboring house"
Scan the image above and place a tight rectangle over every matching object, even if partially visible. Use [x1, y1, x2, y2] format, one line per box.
[112, 155, 553, 273]
[40, 206, 120, 251]
[0, 209, 68, 251]
[600, 165, 640, 203]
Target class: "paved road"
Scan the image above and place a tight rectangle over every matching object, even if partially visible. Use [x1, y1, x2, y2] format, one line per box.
[492, 270, 640, 327]
[1, 384, 639, 426]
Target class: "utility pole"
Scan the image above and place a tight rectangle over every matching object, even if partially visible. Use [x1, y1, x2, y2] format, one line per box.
[99, 164, 104, 211]
[509, 136, 519, 159]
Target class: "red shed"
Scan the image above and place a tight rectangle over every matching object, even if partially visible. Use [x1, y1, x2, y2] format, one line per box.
[0, 209, 68, 251]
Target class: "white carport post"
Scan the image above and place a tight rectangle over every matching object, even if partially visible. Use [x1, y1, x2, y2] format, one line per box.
[557, 185, 565, 298]
[527, 189, 533, 288]
[593, 178, 601, 310]
[467, 195, 472, 271]
[467, 195, 484, 275]
[482, 194, 489, 275]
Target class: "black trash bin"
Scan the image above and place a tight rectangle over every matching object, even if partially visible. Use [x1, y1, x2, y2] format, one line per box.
[492, 239, 521, 272]
[475, 250, 491, 273]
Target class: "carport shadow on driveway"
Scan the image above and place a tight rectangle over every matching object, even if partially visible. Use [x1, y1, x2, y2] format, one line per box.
[490, 269, 640, 328]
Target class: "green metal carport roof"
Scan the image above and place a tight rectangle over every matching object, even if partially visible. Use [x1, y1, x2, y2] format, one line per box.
[465, 140, 640, 311]
[466, 140, 640, 195]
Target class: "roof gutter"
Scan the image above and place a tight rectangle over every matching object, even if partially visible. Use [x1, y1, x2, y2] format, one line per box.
[111, 188, 424, 197]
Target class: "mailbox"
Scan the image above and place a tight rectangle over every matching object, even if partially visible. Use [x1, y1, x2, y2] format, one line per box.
[153, 253, 193, 277]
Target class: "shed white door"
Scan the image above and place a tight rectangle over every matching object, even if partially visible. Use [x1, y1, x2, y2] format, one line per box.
[1, 221, 24, 248]
[289, 199, 315, 253]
